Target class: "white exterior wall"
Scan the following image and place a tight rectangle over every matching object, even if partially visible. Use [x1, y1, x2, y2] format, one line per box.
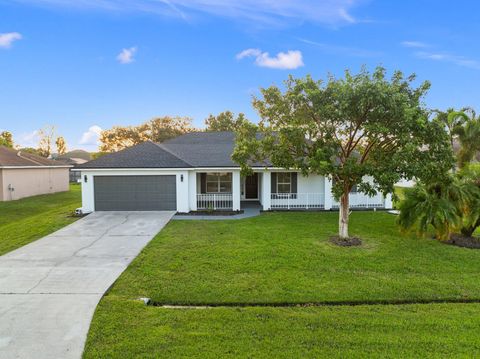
[297, 173, 325, 193]
[79, 168, 393, 213]
[330, 175, 388, 209]
[81, 172, 94, 213]
[396, 179, 415, 188]
[176, 170, 189, 213]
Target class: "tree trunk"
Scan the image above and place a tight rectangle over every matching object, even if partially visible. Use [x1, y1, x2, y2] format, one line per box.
[339, 192, 350, 239]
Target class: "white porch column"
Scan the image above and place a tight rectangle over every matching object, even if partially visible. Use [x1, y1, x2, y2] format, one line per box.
[384, 193, 393, 209]
[324, 176, 333, 210]
[188, 171, 197, 211]
[232, 170, 241, 211]
[262, 171, 271, 211]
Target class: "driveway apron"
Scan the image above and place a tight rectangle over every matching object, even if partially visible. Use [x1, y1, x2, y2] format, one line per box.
[0, 211, 174, 359]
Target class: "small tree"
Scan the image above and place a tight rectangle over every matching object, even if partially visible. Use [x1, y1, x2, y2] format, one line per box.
[38, 125, 56, 158]
[55, 136, 67, 155]
[233, 67, 452, 239]
[205, 111, 247, 132]
[0, 131, 14, 148]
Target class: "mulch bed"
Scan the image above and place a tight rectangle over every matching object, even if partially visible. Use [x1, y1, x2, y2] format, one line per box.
[446, 234, 480, 249]
[329, 236, 362, 247]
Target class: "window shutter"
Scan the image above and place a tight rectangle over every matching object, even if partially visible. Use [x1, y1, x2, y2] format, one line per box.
[200, 173, 206, 194]
[291, 172, 298, 194]
[271, 172, 277, 194]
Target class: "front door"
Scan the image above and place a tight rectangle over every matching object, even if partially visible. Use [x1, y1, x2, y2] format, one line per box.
[245, 173, 258, 199]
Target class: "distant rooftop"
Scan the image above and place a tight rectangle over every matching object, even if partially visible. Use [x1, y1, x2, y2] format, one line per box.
[0, 146, 69, 167]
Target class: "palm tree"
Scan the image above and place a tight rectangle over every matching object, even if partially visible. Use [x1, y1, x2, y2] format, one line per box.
[433, 108, 470, 148]
[397, 178, 467, 240]
[399, 109, 480, 240]
[457, 164, 480, 237]
[453, 116, 480, 168]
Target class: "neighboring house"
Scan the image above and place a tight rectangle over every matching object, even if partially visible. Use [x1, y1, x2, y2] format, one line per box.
[0, 146, 71, 201]
[76, 132, 393, 213]
[53, 150, 92, 182]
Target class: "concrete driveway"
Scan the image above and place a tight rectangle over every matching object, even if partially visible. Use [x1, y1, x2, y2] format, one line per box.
[0, 211, 174, 359]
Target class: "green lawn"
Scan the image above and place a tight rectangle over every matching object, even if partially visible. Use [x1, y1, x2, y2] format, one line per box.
[84, 211, 480, 358]
[85, 300, 480, 358]
[0, 184, 81, 256]
[106, 212, 480, 304]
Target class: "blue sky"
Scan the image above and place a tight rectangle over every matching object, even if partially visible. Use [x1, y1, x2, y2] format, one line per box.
[1, 0, 480, 151]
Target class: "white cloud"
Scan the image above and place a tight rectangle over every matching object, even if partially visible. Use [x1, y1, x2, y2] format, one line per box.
[12, 0, 364, 27]
[299, 38, 381, 57]
[415, 51, 480, 70]
[117, 47, 137, 64]
[79, 125, 102, 146]
[401, 41, 429, 48]
[401, 41, 480, 70]
[0, 32, 22, 49]
[17, 130, 39, 148]
[236, 48, 262, 60]
[237, 48, 304, 70]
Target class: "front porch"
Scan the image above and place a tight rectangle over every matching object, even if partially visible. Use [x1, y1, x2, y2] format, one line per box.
[193, 171, 391, 212]
[194, 171, 328, 212]
[195, 171, 260, 211]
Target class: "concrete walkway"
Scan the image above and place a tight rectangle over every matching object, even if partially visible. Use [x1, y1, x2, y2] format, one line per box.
[0, 211, 174, 359]
[173, 203, 262, 221]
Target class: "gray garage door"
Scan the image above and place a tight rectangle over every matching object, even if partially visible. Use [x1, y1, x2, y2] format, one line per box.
[94, 175, 176, 211]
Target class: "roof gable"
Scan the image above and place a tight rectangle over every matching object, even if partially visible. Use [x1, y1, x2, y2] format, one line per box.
[77, 132, 271, 169]
[77, 141, 191, 169]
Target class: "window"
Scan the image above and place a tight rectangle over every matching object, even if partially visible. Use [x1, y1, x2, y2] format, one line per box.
[332, 179, 358, 193]
[206, 172, 232, 193]
[277, 172, 291, 193]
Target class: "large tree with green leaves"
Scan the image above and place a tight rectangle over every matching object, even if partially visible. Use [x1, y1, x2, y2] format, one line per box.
[100, 116, 195, 152]
[233, 67, 452, 239]
[205, 111, 247, 132]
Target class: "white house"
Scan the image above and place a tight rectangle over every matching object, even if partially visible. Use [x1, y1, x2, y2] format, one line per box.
[76, 132, 392, 213]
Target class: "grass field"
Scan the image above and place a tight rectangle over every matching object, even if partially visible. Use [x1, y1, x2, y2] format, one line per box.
[85, 299, 480, 358]
[0, 184, 81, 256]
[84, 211, 480, 358]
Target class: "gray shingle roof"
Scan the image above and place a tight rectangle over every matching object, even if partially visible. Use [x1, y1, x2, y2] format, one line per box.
[0, 146, 68, 167]
[77, 141, 191, 169]
[77, 132, 271, 169]
[162, 132, 237, 167]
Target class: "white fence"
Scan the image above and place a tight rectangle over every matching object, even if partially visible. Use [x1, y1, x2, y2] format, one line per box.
[271, 193, 325, 210]
[197, 193, 233, 210]
[332, 192, 385, 209]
